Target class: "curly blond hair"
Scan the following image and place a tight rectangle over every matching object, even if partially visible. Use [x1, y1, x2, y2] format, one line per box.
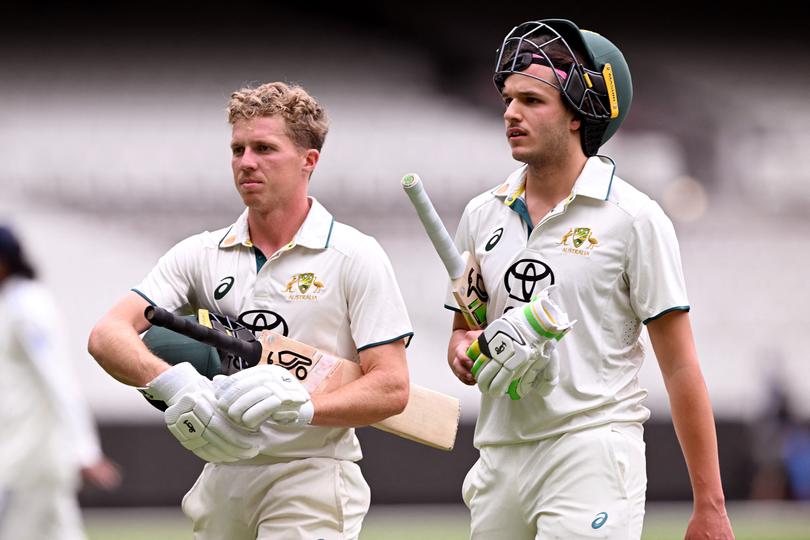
[227, 82, 329, 151]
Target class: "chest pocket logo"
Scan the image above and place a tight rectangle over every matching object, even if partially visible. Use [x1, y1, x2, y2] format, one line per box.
[503, 259, 554, 302]
[282, 272, 325, 300]
[214, 276, 235, 300]
[560, 227, 599, 256]
[237, 310, 289, 336]
[485, 227, 503, 252]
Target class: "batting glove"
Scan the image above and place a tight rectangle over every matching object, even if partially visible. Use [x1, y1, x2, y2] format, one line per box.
[468, 286, 574, 399]
[515, 343, 560, 398]
[138, 362, 211, 407]
[215, 364, 314, 429]
[164, 390, 263, 463]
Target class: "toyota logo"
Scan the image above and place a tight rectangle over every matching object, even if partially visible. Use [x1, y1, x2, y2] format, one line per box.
[503, 259, 554, 302]
[237, 310, 289, 336]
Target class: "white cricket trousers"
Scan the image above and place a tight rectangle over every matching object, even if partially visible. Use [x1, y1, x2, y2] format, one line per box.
[463, 422, 647, 539]
[182, 457, 370, 540]
[0, 484, 85, 540]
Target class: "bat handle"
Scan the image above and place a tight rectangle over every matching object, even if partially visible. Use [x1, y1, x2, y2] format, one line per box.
[144, 306, 263, 366]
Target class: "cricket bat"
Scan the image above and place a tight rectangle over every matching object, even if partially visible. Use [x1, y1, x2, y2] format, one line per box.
[144, 305, 460, 451]
[401, 173, 488, 329]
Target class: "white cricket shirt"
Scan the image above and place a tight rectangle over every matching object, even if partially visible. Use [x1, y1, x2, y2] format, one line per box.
[0, 277, 102, 487]
[136, 197, 413, 460]
[447, 156, 689, 446]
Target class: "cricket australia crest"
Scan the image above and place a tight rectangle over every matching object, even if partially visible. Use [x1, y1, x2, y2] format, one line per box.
[559, 227, 599, 256]
[282, 272, 325, 300]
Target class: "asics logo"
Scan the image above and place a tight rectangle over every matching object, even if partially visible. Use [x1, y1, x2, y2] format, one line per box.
[591, 512, 608, 529]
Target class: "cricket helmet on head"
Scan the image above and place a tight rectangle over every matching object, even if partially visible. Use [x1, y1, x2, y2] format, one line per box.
[493, 19, 632, 156]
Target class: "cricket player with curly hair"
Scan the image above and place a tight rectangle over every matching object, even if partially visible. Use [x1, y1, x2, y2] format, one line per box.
[446, 19, 735, 539]
[88, 82, 412, 539]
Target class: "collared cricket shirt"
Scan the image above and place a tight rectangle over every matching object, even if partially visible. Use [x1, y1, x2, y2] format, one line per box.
[136, 197, 414, 460]
[447, 156, 689, 446]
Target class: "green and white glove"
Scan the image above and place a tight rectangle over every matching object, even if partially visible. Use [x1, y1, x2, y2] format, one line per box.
[468, 286, 574, 399]
[215, 364, 314, 429]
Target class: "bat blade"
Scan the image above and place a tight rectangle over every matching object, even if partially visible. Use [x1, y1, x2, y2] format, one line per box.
[144, 307, 460, 451]
[401, 173, 487, 328]
[372, 385, 460, 451]
[452, 252, 488, 329]
[257, 331, 460, 450]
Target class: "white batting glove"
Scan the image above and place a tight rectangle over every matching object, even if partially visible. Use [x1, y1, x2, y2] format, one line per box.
[515, 343, 560, 398]
[138, 362, 211, 407]
[215, 364, 314, 429]
[468, 286, 574, 399]
[164, 390, 263, 463]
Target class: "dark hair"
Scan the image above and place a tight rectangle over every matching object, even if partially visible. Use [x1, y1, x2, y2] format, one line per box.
[0, 226, 36, 279]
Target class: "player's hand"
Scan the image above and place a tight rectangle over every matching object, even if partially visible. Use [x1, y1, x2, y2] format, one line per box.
[164, 390, 263, 463]
[684, 506, 735, 539]
[468, 286, 574, 399]
[138, 362, 211, 408]
[449, 329, 482, 385]
[80, 457, 122, 491]
[215, 364, 314, 429]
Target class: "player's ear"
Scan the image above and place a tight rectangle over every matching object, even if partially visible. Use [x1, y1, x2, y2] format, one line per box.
[570, 116, 581, 132]
[302, 148, 319, 176]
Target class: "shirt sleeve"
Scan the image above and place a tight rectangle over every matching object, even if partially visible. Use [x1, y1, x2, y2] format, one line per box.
[626, 200, 690, 324]
[444, 204, 474, 312]
[343, 235, 414, 351]
[133, 234, 202, 311]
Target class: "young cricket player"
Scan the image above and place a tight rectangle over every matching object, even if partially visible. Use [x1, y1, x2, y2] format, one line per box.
[445, 20, 735, 539]
[88, 82, 412, 539]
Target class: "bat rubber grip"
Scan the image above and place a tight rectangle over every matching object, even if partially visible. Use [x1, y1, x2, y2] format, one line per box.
[144, 306, 262, 365]
[401, 173, 466, 280]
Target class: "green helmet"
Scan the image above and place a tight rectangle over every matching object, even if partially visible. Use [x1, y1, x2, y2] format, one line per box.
[493, 19, 633, 156]
[141, 320, 222, 411]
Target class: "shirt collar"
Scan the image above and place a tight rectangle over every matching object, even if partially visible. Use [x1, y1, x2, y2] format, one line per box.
[491, 155, 617, 205]
[218, 197, 336, 251]
[571, 155, 617, 201]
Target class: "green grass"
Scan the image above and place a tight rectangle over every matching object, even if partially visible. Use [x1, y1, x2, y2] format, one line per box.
[84, 502, 810, 540]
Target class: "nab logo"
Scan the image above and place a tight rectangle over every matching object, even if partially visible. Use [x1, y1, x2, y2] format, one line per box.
[503, 259, 554, 302]
[214, 276, 235, 300]
[591, 512, 608, 529]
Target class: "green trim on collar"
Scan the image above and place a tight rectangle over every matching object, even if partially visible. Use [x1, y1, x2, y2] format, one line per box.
[509, 197, 533, 238]
[217, 226, 234, 248]
[131, 288, 156, 306]
[254, 247, 268, 273]
[325, 217, 335, 248]
[598, 155, 617, 200]
[357, 331, 415, 352]
[643, 305, 690, 325]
